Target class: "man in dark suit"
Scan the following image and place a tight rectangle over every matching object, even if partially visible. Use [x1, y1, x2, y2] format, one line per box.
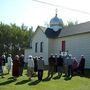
[78, 55, 85, 75]
[57, 54, 64, 77]
[37, 56, 44, 80]
[48, 54, 55, 78]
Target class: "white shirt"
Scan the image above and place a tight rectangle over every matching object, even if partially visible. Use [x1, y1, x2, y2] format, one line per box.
[27, 58, 34, 68]
[7, 57, 13, 66]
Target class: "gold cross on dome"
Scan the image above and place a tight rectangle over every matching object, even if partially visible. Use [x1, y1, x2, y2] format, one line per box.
[56, 8, 58, 16]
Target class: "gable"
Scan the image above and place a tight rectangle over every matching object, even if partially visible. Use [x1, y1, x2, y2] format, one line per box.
[31, 26, 48, 44]
[31, 26, 46, 41]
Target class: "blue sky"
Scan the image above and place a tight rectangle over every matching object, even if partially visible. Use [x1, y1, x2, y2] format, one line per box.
[0, 0, 90, 30]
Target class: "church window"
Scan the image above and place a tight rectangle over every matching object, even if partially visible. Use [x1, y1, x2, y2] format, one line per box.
[40, 42, 43, 52]
[35, 42, 38, 53]
[62, 40, 66, 52]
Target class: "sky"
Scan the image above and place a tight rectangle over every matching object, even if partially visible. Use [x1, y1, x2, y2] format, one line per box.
[0, 0, 90, 31]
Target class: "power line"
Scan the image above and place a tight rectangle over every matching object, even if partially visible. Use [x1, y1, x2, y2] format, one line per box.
[33, 0, 90, 15]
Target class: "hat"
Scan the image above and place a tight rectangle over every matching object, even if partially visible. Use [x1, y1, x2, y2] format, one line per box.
[28, 55, 32, 58]
[73, 57, 76, 59]
[69, 54, 72, 57]
[53, 55, 55, 58]
[81, 55, 84, 57]
[21, 54, 24, 57]
[15, 55, 19, 58]
[50, 53, 53, 56]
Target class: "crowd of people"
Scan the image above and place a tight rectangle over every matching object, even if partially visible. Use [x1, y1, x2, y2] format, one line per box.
[0, 54, 45, 81]
[0, 54, 25, 79]
[27, 55, 44, 80]
[48, 53, 85, 79]
[0, 52, 85, 81]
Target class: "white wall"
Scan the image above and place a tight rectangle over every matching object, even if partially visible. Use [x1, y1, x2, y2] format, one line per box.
[31, 28, 49, 65]
[25, 27, 90, 68]
[24, 49, 31, 63]
[54, 33, 90, 68]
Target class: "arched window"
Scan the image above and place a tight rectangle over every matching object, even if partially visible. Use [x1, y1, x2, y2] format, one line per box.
[40, 42, 43, 52]
[35, 42, 38, 53]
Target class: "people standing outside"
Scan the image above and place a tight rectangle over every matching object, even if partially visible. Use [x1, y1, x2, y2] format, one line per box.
[1, 54, 6, 75]
[27, 55, 34, 80]
[7, 54, 13, 74]
[54, 54, 58, 73]
[63, 53, 69, 77]
[37, 56, 44, 80]
[47, 54, 55, 78]
[19, 54, 25, 76]
[57, 54, 64, 77]
[72, 57, 78, 75]
[12, 55, 21, 80]
[78, 55, 85, 75]
[33, 56, 38, 74]
[67, 54, 73, 77]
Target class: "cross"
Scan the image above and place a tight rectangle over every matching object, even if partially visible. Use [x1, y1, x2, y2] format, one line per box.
[56, 8, 58, 16]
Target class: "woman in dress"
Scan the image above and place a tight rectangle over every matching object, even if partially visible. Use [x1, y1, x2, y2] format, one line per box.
[12, 55, 20, 80]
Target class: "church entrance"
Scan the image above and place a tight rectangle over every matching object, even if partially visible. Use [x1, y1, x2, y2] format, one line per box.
[62, 40, 66, 52]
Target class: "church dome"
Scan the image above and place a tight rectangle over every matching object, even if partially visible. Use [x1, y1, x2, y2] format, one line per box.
[50, 14, 63, 31]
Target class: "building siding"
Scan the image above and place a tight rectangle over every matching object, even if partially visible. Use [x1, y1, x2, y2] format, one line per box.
[24, 49, 32, 63]
[25, 26, 90, 68]
[31, 28, 49, 65]
[54, 33, 90, 68]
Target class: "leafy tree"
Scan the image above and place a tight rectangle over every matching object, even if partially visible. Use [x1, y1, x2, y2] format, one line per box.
[64, 21, 78, 27]
[0, 22, 33, 56]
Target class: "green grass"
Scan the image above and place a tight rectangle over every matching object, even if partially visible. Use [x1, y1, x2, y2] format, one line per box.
[0, 68, 90, 90]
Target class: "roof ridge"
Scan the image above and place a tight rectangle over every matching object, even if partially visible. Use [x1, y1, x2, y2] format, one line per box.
[59, 21, 90, 37]
[64, 21, 90, 29]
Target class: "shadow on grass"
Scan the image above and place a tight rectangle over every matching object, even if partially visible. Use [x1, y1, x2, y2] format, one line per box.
[73, 69, 90, 78]
[28, 80, 41, 86]
[15, 79, 30, 85]
[0, 73, 8, 76]
[8, 77, 14, 79]
[4, 73, 9, 75]
[64, 76, 72, 81]
[83, 70, 90, 78]
[53, 75, 62, 80]
[0, 79, 15, 85]
[42, 77, 51, 82]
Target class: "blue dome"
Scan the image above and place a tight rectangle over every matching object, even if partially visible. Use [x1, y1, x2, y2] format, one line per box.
[50, 14, 63, 31]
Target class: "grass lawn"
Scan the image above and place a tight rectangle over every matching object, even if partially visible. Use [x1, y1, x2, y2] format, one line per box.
[0, 69, 90, 90]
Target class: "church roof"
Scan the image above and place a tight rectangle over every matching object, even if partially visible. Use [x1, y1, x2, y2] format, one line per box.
[35, 21, 90, 38]
[31, 26, 46, 40]
[59, 21, 90, 37]
[45, 28, 61, 38]
[39, 26, 46, 33]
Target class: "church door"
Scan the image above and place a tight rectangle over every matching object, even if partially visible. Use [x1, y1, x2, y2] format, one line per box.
[62, 40, 66, 52]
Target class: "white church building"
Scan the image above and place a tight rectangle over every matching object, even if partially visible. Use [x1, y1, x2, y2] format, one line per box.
[24, 13, 90, 69]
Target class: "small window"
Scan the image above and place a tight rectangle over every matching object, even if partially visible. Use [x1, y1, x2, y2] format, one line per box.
[35, 42, 38, 53]
[40, 42, 43, 52]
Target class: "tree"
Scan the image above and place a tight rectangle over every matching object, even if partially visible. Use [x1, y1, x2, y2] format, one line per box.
[0, 22, 33, 56]
[64, 21, 78, 27]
